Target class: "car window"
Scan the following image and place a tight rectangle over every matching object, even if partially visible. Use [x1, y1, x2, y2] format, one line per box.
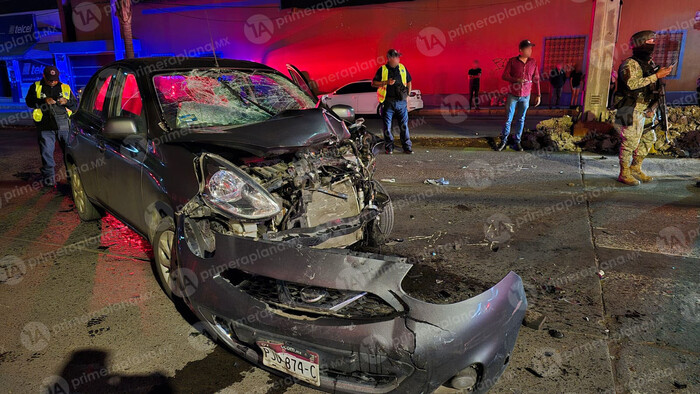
[153, 69, 315, 130]
[92, 74, 113, 118]
[336, 82, 374, 94]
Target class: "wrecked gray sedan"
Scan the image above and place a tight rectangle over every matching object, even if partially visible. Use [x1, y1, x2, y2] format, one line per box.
[65, 58, 527, 393]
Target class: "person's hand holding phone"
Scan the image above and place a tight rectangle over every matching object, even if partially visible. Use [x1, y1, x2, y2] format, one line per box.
[655, 65, 673, 79]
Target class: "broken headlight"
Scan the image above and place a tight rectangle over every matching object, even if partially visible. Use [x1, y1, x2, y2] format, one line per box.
[199, 154, 281, 220]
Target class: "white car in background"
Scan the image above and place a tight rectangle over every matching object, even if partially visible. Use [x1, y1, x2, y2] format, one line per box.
[320, 79, 423, 116]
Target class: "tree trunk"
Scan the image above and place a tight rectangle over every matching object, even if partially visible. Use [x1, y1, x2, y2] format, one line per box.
[117, 0, 134, 59]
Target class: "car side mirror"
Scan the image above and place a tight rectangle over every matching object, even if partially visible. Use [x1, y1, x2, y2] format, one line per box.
[104, 117, 138, 140]
[330, 104, 355, 123]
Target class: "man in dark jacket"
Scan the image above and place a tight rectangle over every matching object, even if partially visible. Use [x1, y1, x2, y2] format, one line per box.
[25, 66, 78, 186]
[549, 63, 566, 108]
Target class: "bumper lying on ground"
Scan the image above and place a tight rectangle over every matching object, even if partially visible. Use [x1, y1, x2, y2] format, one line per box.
[176, 215, 527, 393]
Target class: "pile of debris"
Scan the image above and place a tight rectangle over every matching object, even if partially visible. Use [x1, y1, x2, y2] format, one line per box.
[522, 106, 700, 157]
[521, 115, 582, 152]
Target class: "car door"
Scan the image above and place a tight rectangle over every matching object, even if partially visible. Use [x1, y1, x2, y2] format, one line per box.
[97, 68, 147, 231]
[68, 68, 118, 205]
[286, 64, 318, 105]
[326, 84, 355, 109]
[355, 82, 378, 114]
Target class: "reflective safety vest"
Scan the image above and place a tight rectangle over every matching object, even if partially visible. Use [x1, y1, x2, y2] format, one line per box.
[377, 63, 407, 103]
[32, 81, 73, 122]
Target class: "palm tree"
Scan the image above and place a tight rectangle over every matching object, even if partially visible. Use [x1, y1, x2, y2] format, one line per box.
[114, 0, 134, 59]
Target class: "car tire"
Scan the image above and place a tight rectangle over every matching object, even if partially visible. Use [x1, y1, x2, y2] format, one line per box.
[366, 180, 394, 246]
[153, 216, 177, 299]
[67, 161, 102, 221]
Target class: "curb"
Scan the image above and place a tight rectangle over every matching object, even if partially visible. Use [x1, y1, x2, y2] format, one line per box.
[414, 108, 577, 117]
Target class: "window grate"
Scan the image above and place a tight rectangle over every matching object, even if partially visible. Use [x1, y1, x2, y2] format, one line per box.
[542, 36, 587, 77]
[653, 30, 685, 79]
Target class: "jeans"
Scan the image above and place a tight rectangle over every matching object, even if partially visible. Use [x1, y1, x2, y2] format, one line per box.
[382, 100, 411, 151]
[501, 94, 530, 143]
[38, 129, 69, 184]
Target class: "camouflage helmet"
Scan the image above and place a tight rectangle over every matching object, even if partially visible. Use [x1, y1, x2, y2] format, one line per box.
[629, 30, 656, 48]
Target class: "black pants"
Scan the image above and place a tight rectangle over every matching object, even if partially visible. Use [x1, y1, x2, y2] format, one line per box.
[469, 83, 480, 109]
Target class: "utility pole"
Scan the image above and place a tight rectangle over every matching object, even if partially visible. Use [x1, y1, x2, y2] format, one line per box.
[582, 0, 622, 121]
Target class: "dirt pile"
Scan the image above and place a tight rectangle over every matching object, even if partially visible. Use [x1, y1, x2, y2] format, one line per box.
[523, 106, 700, 157]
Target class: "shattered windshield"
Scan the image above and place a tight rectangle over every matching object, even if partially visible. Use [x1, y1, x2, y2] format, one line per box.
[153, 69, 316, 129]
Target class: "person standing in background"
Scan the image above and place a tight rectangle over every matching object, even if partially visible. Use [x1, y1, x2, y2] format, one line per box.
[569, 64, 584, 106]
[25, 66, 78, 187]
[468, 61, 482, 110]
[498, 39, 541, 152]
[372, 49, 413, 154]
[549, 63, 567, 108]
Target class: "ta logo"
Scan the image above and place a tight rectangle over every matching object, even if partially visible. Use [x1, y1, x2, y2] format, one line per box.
[440, 94, 469, 124]
[244, 14, 274, 44]
[416, 27, 446, 57]
[72, 2, 102, 32]
[20, 321, 51, 352]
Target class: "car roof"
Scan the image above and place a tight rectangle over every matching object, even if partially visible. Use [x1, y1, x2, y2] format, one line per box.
[105, 57, 277, 76]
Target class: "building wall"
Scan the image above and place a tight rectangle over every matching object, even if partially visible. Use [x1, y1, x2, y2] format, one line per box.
[613, 0, 699, 96]
[130, 0, 697, 97]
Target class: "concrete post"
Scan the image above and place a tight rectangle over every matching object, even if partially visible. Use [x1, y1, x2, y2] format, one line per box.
[582, 0, 621, 121]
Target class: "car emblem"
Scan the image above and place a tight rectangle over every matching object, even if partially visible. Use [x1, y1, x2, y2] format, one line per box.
[299, 287, 327, 304]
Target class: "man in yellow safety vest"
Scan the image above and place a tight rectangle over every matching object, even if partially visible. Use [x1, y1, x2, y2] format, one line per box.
[25, 66, 77, 187]
[372, 49, 413, 154]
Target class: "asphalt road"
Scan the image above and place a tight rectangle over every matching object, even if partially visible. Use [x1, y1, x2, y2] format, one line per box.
[0, 128, 698, 394]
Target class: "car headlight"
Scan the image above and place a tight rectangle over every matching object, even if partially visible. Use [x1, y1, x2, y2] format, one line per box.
[199, 155, 280, 220]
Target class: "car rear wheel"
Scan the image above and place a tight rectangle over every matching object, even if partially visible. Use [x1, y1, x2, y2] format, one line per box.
[366, 180, 394, 246]
[67, 162, 102, 221]
[153, 216, 177, 299]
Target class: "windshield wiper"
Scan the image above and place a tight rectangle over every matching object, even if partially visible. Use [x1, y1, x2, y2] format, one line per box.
[217, 77, 276, 117]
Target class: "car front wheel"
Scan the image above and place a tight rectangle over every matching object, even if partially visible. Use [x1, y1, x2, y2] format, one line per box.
[153, 216, 177, 299]
[67, 162, 102, 221]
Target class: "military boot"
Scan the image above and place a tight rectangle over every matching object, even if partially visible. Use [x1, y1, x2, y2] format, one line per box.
[618, 164, 640, 186]
[630, 156, 653, 182]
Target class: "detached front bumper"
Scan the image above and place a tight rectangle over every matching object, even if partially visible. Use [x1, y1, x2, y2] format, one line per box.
[175, 215, 526, 393]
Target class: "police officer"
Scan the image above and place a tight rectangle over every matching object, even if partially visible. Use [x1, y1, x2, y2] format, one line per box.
[25, 66, 77, 187]
[613, 30, 672, 186]
[372, 49, 413, 154]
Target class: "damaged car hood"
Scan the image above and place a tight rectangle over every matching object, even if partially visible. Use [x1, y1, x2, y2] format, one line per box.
[164, 109, 345, 157]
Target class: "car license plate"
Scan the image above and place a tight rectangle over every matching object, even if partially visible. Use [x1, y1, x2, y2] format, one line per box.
[257, 341, 320, 386]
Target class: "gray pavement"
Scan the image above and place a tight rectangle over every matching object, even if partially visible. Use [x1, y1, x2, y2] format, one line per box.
[0, 128, 698, 393]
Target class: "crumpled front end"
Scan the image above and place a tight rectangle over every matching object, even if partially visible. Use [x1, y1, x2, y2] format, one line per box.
[174, 214, 526, 393]
[171, 137, 526, 392]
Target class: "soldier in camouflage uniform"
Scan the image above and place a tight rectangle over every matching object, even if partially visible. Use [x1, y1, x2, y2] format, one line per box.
[613, 30, 673, 186]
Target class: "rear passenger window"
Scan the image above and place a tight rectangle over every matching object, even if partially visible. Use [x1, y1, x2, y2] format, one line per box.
[119, 73, 143, 117]
[93, 74, 112, 117]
